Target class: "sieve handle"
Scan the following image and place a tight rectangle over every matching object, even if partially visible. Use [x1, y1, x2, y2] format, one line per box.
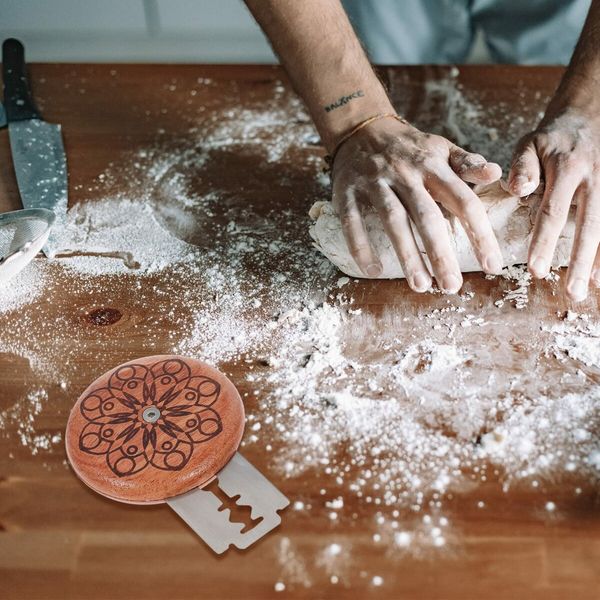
[2, 38, 41, 122]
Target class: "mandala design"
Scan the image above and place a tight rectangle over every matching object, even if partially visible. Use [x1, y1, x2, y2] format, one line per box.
[78, 358, 223, 477]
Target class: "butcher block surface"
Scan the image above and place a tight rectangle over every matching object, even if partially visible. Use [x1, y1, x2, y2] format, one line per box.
[0, 64, 599, 600]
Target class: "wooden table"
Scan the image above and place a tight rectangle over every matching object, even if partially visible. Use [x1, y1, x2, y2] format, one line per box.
[0, 64, 598, 600]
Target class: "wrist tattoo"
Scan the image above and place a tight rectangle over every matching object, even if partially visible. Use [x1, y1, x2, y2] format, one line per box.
[324, 90, 365, 113]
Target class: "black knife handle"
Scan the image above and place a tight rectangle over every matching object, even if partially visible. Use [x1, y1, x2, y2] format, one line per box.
[2, 38, 41, 121]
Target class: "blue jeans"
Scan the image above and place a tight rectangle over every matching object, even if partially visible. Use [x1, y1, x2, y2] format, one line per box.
[342, 0, 591, 64]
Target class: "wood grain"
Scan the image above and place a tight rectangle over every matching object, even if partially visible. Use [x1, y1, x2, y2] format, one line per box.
[0, 63, 598, 600]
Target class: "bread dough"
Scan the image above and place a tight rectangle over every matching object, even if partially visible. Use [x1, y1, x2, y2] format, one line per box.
[309, 181, 575, 279]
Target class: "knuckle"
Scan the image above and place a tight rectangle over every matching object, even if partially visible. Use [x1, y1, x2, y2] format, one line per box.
[331, 193, 344, 212]
[393, 172, 420, 192]
[545, 129, 566, 148]
[393, 161, 418, 180]
[455, 194, 478, 214]
[421, 155, 441, 172]
[569, 256, 591, 271]
[340, 211, 362, 230]
[511, 152, 532, 171]
[540, 200, 569, 221]
[513, 134, 536, 156]
[459, 153, 485, 170]
[377, 196, 397, 216]
[379, 204, 405, 229]
[580, 213, 600, 236]
[364, 155, 384, 176]
[468, 152, 485, 163]
[350, 241, 371, 256]
[554, 153, 578, 172]
[467, 228, 488, 248]
[424, 242, 450, 263]
[427, 249, 450, 267]
[427, 134, 449, 149]
[583, 212, 600, 227]
[332, 183, 356, 207]
[409, 149, 433, 168]
[404, 172, 424, 188]
[531, 238, 554, 255]
[413, 203, 441, 223]
[530, 131, 547, 147]
[385, 215, 407, 237]
[567, 260, 593, 282]
[400, 253, 425, 272]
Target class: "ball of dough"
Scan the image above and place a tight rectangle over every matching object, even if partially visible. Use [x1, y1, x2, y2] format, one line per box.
[309, 181, 574, 279]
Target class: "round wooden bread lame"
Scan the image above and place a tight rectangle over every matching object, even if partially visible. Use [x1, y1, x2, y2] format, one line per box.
[65, 355, 289, 553]
[66, 355, 244, 504]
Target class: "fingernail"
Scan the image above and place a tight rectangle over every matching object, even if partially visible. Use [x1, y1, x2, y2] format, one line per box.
[485, 254, 503, 275]
[366, 263, 382, 277]
[520, 181, 537, 196]
[467, 157, 486, 169]
[529, 256, 548, 277]
[511, 177, 536, 197]
[441, 274, 461, 294]
[592, 269, 600, 286]
[412, 271, 431, 292]
[568, 278, 587, 302]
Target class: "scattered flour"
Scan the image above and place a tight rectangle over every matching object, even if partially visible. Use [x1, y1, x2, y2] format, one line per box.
[0, 388, 58, 455]
[406, 68, 548, 171]
[499, 265, 532, 309]
[550, 313, 600, 368]
[51, 198, 198, 276]
[0, 74, 598, 592]
[0, 260, 47, 314]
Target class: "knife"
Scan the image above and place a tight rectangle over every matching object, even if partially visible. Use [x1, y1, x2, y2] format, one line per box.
[0, 102, 6, 128]
[2, 38, 67, 257]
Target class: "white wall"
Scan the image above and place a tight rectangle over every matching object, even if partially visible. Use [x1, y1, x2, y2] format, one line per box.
[0, 0, 277, 62]
[0, 0, 490, 63]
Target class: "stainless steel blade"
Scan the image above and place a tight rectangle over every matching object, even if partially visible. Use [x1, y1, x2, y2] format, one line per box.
[217, 453, 289, 547]
[8, 119, 67, 257]
[167, 453, 289, 554]
[168, 486, 245, 554]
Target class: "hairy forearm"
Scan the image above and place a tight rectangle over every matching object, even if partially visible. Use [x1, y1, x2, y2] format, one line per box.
[244, 0, 394, 150]
[546, 0, 600, 115]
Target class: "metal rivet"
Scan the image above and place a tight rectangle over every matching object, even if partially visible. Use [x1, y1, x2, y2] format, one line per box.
[142, 407, 161, 423]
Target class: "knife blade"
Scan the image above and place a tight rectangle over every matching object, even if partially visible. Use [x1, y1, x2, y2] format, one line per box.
[2, 38, 67, 257]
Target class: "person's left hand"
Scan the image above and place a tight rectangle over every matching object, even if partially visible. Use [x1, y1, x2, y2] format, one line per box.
[508, 108, 600, 301]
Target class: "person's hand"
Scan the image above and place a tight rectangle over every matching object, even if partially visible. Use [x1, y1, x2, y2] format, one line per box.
[331, 116, 504, 293]
[508, 109, 600, 301]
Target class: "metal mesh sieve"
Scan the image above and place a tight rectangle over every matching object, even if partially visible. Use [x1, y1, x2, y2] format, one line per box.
[0, 208, 55, 283]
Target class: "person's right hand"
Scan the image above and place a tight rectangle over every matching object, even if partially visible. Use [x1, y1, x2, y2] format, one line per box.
[331, 116, 504, 293]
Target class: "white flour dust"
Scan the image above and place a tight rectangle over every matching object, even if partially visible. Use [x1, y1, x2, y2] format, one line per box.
[0, 261, 47, 314]
[0, 73, 598, 590]
[0, 388, 60, 456]
[550, 311, 600, 368]
[246, 297, 598, 496]
[493, 264, 532, 309]
[412, 68, 548, 171]
[53, 198, 198, 276]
